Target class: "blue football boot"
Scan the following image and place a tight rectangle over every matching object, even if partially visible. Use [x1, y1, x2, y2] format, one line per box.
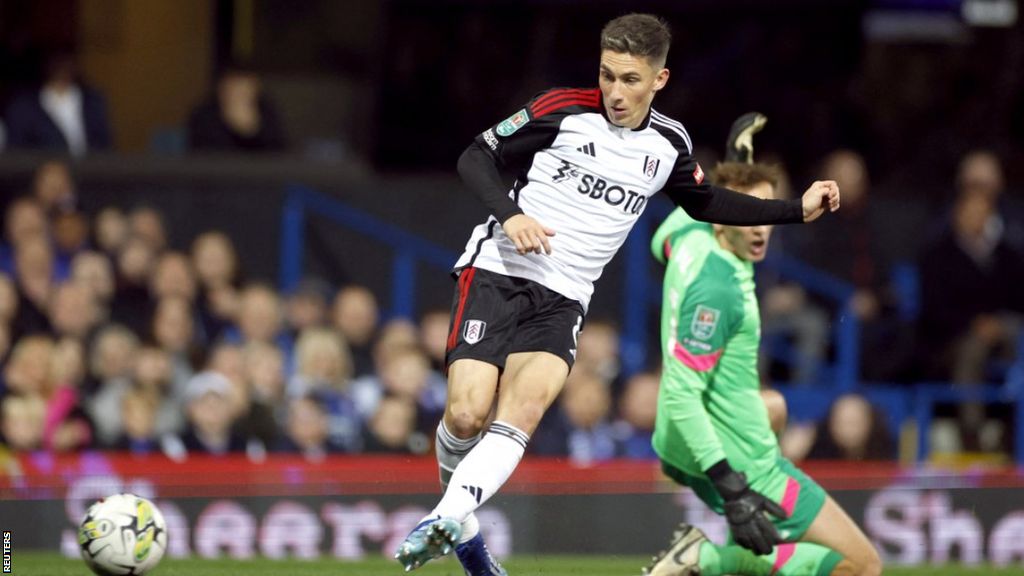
[394, 516, 462, 572]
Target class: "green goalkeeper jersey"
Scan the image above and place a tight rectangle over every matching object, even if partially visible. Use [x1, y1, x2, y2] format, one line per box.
[649, 208, 778, 479]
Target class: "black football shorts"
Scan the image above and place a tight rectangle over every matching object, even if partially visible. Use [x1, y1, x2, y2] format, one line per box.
[445, 267, 584, 370]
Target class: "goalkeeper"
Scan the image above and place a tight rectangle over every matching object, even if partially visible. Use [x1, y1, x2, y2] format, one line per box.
[643, 115, 882, 576]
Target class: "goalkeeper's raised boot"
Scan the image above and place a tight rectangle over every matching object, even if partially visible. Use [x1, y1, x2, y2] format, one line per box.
[642, 523, 707, 576]
[724, 112, 767, 164]
[456, 533, 509, 576]
[395, 516, 462, 572]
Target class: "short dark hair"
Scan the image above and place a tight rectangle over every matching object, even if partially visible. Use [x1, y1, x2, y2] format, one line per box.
[600, 14, 672, 67]
[710, 162, 781, 192]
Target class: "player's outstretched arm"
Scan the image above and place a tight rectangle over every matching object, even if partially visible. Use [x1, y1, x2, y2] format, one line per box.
[800, 180, 841, 222]
[706, 459, 788, 555]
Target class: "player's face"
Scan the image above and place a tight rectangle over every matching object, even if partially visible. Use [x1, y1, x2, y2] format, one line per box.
[716, 182, 775, 262]
[598, 50, 669, 129]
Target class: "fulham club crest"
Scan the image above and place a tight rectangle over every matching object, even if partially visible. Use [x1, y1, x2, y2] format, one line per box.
[643, 155, 661, 180]
[464, 319, 487, 345]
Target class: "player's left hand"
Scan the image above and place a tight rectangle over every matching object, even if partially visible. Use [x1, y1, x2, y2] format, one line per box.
[801, 180, 840, 222]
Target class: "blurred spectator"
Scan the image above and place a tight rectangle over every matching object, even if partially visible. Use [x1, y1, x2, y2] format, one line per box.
[362, 395, 423, 454]
[3, 51, 112, 156]
[32, 160, 77, 214]
[49, 281, 101, 341]
[52, 209, 90, 264]
[0, 394, 47, 452]
[191, 232, 242, 341]
[956, 149, 1006, 204]
[90, 343, 183, 447]
[574, 319, 623, 392]
[795, 150, 908, 381]
[191, 231, 239, 290]
[918, 179, 1024, 384]
[110, 237, 156, 336]
[179, 371, 246, 455]
[43, 337, 93, 452]
[70, 251, 115, 311]
[276, 394, 335, 461]
[187, 64, 286, 152]
[0, 273, 18, 329]
[4, 335, 53, 396]
[150, 251, 197, 303]
[351, 342, 446, 433]
[12, 236, 55, 338]
[284, 278, 331, 337]
[221, 346, 278, 453]
[93, 207, 129, 258]
[85, 324, 138, 396]
[5, 334, 93, 452]
[418, 308, 450, 373]
[539, 374, 616, 465]
[244, 341, 287, 441]
[805, 393, 896, 461]
[1, 197, 49, 276]
[113, 388, 162, 455]
[289, 328, 361, 452]
[612, 371, 659, 459]
[205, 342, 248, 416]
[331, 285, 379, 377]
[227, 284, 290, 356]
[152, 296, 197, 392]
[129, 206, 168, 254]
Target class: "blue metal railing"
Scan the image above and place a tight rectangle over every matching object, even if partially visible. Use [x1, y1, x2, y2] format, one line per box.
[279, 184, 458, 319]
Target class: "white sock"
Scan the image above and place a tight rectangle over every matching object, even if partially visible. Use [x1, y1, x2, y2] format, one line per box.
[431, 421, 528, 523]
[435, 421, 482, 543]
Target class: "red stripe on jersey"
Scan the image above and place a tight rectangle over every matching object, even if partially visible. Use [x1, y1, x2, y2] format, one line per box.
[530, 88, 596, 113]
[530, 89, 601, 117]
[533, 95, 601, 118]
[446, 267, 477, 352]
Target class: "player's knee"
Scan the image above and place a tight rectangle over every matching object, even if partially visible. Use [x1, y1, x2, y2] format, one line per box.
[445, 404, 487, 438]
[858, 548, 883, 576]
[497, 398, 547, 435]
[844, 547, 882, 576]
[760, 388, 788, 435]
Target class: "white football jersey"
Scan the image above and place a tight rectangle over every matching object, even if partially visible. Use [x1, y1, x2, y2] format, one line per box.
[455, 87, 707, 312]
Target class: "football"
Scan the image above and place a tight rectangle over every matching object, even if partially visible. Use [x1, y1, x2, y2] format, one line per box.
[78, 494, 167, 576]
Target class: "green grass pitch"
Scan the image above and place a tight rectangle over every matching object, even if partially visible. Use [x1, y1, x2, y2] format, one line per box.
[10, 551, 1024, 575]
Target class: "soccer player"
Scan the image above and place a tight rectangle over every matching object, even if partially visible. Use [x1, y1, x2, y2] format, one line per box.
[642, 142, 881, 574]
[395, 13, 840, 574]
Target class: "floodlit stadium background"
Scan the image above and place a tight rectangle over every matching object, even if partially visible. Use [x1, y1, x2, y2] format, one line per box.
[1, 0, 1024, 569]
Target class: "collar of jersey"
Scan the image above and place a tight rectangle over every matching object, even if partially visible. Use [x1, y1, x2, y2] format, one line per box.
[599, 102, 653, 132]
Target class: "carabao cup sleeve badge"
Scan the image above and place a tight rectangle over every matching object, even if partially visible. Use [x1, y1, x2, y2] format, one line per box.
[496, 109, 531, 137]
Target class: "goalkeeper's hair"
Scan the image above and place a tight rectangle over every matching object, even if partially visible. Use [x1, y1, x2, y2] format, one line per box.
[600, 14, 671, 68]
[711, 162, 781, 193]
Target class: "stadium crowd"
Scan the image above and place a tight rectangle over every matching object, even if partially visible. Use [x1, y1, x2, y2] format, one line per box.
[1, 51, 1022, 466]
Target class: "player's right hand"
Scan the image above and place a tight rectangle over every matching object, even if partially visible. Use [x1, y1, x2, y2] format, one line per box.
[712, 470, 788, 555]
[801, 180, 840, 222]
[502, 213, 556, 255]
